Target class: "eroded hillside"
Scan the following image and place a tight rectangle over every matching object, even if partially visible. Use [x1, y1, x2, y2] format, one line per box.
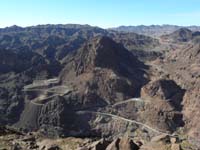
[0, 25, 199, 150]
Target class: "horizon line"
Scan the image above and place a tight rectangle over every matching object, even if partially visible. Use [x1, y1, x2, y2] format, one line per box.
[1, 23, 200, 29]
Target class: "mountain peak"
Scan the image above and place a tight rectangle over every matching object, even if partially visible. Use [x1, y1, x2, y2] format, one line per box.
[74, 36, 140, 76]
[174, 28, 192, 35]
[162, 28, 193, 42]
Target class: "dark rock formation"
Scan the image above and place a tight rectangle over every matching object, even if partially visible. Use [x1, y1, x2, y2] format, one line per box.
[182, 88, 200, 147]
[140, 79, 185, 131]
[141, 79, 185, 110]
[60, 36, 148, 106]
[8, 35, 148, 137]
[78, 137, 140, 150]
[166, 28, 193, 42]
[161, 28, 200, 43]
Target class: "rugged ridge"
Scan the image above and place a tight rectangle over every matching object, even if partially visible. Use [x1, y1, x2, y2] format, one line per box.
[13, 36, 149, 138]
[111, 25, 200, 37]
[0, 25, 199, 149]
[0, 24, 156, 126]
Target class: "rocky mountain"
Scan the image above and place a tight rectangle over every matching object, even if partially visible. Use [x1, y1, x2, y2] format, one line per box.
[159, 29, 200, 146]
[160, 28, 200, 43]
[0, 25, 200, 150]
[111, 25, 200, 37]
[0, 24, 158, 125]
[108, 31, 159, 51]
[14, 35, 149, 137]
[161, 28, 193, 42]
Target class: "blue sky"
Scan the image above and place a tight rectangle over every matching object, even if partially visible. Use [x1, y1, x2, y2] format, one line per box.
[0, 0, 200, 28]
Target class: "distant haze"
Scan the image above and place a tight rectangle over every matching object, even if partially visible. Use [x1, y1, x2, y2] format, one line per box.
[110, 25, 200, 37]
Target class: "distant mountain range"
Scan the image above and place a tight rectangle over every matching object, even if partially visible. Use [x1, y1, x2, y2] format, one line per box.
[3, 24, 200, 38]
[110, 25, 200, 37]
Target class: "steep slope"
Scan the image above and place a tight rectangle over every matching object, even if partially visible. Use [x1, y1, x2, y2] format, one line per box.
[163, 42, 200, 146]
[161, 28, 193, 42]
[161, 28, 200, 44]
[60, 36, 148, 105]
[0, 24, 199, 149]
[0, 24, 160, 133]
[57, 37, 186, 140]
[151, 28, 200, 147]
[13, 36, 149, 137]
[0, 24, 158, 127]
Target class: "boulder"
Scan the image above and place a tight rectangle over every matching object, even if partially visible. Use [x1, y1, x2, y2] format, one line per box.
[171, 143, 180, 150]
[47, 144, 61, 150]
[119, 137, 140, 150]
[141, 79, 185, 106]
[106, 137, 140, 150]
[106, 138, 120, 150]
[87, 138, 110, 150]
[151, 134, 170, 142]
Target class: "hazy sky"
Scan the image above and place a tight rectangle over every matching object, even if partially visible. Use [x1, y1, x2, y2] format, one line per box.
[0, 0, 200, 28]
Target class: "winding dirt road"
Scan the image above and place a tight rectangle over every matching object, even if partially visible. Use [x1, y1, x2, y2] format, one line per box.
[113, 98, 149, 107]
[76, 110, 176, 137]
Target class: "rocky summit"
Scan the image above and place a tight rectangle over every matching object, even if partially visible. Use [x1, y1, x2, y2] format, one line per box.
[0, 24, 200, 150]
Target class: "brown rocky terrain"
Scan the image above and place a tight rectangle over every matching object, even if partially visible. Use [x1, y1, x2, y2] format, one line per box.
[111, 25, 200, 37]
[144, 28, 200, 148]
[161, 28, 200, 43]
[0, 25, 200, 149]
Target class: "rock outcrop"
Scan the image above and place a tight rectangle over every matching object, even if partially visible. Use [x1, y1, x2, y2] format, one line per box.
[60, 36, 148, 106]
[140, 79, 185, 131]
[141, 79, 185, 110]
[182, 88, 200, 147]
[161, 28, 193, 42]
[78, 137, 140, 150]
